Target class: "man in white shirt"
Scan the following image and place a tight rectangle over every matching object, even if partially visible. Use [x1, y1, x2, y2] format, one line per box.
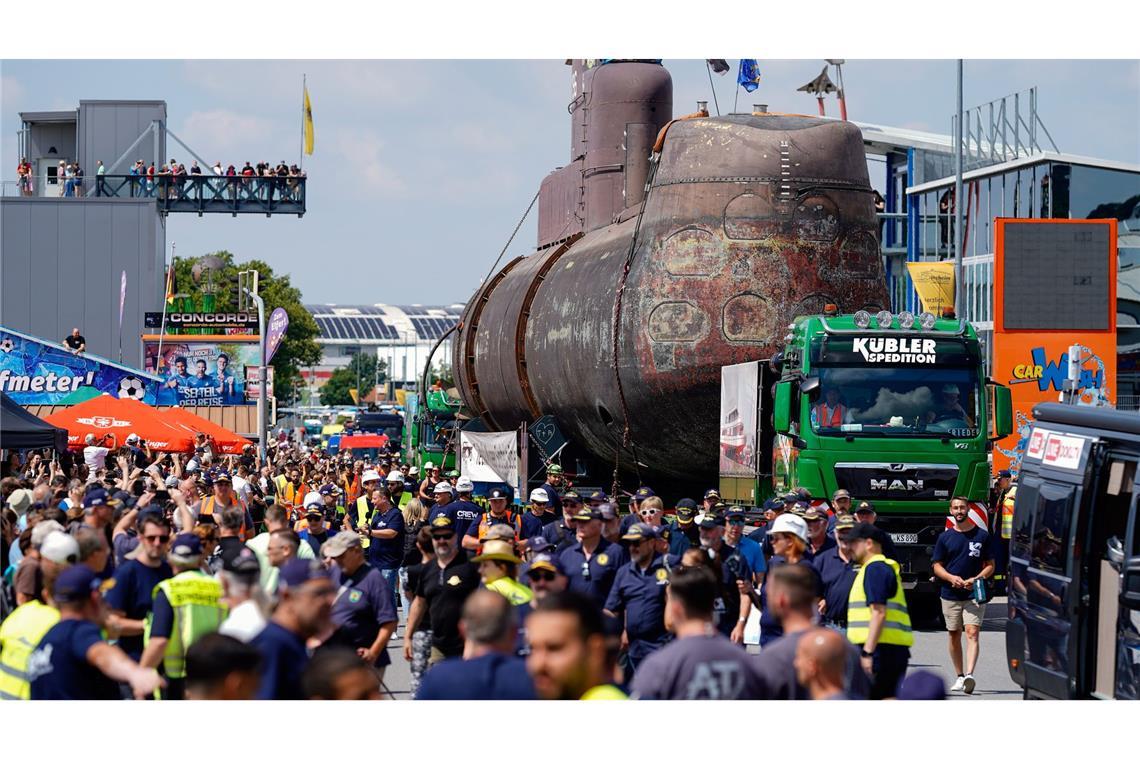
[83, 433, 114, 478]
[217, 548, 269, 643]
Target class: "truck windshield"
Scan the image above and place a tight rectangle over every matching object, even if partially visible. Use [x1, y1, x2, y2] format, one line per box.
[809, 366, 981, 438]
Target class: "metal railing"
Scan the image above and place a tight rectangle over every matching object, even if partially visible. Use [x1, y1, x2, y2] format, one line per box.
[1113, 395, 1140, 412]
[950, 88, 1059, 173]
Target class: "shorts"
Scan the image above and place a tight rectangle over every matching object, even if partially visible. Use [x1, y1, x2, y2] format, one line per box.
[941, 597, 984, 631]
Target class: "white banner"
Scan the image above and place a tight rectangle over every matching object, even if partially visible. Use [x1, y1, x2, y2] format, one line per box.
[720, 361, 759, 477]
[460, 431, 518, 488]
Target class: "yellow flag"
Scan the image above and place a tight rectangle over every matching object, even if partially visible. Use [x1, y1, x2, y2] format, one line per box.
[348, 388, 359, 405]
[303, 85, 315, 155]
[906, 261, 955, 314]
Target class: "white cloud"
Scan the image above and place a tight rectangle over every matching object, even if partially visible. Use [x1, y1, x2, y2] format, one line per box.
[1, 75, 25, 111]
[178, 109, 279, 158]
[330, 127, 408, 196]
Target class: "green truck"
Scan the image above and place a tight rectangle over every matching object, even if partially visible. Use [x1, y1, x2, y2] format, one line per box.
[405, 388, 460, 473]
[720, 308, 1013, 596]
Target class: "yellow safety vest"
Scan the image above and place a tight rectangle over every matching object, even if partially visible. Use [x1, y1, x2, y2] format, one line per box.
[0, 601, 60, 700]
[581, 684, 628, 700]
[1001, 485, 1016, 541]
[143, 571, 226, 679]
[484, 576, 533, 606]
[847, 554, 914, 648]
[356, 496, 373, 549]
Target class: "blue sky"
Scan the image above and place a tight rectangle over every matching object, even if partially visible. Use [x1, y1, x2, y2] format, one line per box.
[3, 59, 1138, 306]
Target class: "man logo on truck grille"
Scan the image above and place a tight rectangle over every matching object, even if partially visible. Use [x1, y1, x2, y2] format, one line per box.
[870, 479, 925, 491]
[853, 337, 936, 364]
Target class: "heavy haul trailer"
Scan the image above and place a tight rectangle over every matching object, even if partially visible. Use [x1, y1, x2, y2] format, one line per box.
[720, 308, 1013, 595]
[452, 60, 888, 497]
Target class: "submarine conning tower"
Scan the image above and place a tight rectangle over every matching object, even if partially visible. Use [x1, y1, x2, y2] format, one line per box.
[455, 60, 887, 482]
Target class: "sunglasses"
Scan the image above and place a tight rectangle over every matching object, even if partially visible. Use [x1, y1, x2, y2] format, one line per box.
[639, 508, 660, 517]
[432, 532, 455, 541]
[529, 570, 556, 582]
[142, 534, 170, 544]
[581, 561, 591, 580]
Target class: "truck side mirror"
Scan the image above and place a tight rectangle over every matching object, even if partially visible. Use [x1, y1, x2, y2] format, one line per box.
[774, 382, 793, 434]
[1122, 562, 1140, 610]
[800, 376, 820, 398]
[989, 383, 1013, 439]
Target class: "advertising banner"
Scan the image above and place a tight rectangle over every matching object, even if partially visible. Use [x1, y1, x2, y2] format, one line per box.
[144, 336, 260, 407]
[144, 312, 258, 329]
[906, 261, 955, 314]
[244, 366, 275, 399]
[265, 308, 289, 364]
[460, 431, 518, 488]
[720, 362, 759, 477]
[0, 326, 160, 405]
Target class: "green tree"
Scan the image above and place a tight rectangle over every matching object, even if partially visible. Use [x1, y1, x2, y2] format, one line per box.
[170, 251, 322, 401]
[319, 353, 387, 406]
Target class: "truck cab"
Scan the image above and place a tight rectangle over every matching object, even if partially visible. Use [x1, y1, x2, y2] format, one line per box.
[772, 309, 1012, 595]
[1006, 403, 1140, 700]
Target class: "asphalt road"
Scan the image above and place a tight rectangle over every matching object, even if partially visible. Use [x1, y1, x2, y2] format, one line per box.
[377, 596, 1022, 700]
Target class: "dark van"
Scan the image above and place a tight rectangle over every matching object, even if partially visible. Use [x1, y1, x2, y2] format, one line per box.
[1006, 402, 1140, 700]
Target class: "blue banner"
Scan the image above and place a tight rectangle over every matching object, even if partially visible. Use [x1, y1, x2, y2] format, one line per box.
[738, 59, 761, 93]
[0, 327, 161, 405]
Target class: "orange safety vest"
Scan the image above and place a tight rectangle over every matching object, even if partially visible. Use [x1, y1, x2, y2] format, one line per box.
[342, 474, 361, 505]
[201, 495, 250, 540]
[815, 403, 846, 427]
[281, 481, 309, 508]
[476, 510, 523, 540]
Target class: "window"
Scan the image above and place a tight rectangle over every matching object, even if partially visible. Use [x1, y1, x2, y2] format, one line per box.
[1030, 481, 1075, 575]
[1010, 476, 1039, 561]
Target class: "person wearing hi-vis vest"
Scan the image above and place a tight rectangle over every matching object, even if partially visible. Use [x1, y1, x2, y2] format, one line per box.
[812, 387, 854, 428]
[845, 522, 913, 699]
[140, 534, 226, 700]
[463, 488, 525, 552]
[345, 470, 384, 550]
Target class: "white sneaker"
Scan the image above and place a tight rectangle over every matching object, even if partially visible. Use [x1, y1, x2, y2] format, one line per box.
[950, 675, 966, 692]
[963, 674, 976, 694]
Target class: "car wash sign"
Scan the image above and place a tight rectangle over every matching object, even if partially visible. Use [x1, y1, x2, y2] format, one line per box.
[816, 336, 976, 367]
[0, 326, 161, 405]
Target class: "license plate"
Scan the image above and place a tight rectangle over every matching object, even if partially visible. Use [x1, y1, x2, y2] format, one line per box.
[890, 533, 919, 544]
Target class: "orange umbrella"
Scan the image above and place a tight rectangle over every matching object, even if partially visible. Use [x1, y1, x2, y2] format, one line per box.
[162, 406, 251, 455]
[44, 394, 196, 453]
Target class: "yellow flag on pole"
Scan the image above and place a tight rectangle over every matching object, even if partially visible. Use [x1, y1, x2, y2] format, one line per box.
[906, 261, 955, 314]
[303, 85, 315, 155]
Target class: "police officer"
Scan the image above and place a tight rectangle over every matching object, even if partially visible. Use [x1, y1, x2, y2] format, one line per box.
[845, 522, 912, 699]
[542, 491, 581, 553]
[813, 514, 859, 632]
[556, 505, 626, 609]
[604, 522, 673, 680]
[463, 487, 524, 551]
[139, 534, 226, 700]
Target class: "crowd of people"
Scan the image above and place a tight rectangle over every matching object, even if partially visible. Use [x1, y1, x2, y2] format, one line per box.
[0, 431, 998, 700]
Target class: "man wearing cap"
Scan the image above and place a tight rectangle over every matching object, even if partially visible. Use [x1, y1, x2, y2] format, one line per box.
[14, 520, 64, 606]
[990, 469, 1014, 588]
[198, 471, 253, 538]
[696, 513, 752, 644]
[139, 534, 226, 700]
[926, 383, 974, 427]
[522, 488, 556, 539]
[104, 512, 173, 663]
[853, 501, 897, 559]
[813, 514, 859, 632]
[539, 464, 564, 518]
[845, 522, 913, 699]
[321, 531, 398, 685]
[753, 513, 822, 647]
[405, 516, 481, 665]
[541, 491, 581, 554]
[386, 468, 413, 510]
[557, 505, 626, 609]
[463, 487, 524, 550]
[803, 505, 836, 557]
[604, 522, 673, 679]
[702, 489, 721, 514]
[417, 590, 537, 699]
[673, 498, 700, 550]
[826, 489, 852, 536]
[630, 565, 769, 700]
[28, 565, 165, 700]
[417, 461, 444, 502]
[251, 558, 335, 699]
[725, 504, 767, 586]
[360, 487, 404, 614]
[217, 548, 268, 643]
[428, 479, 458, 528]
[299, 501, 333, 556]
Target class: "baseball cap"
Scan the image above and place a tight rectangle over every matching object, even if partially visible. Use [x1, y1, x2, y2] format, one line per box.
[321, 531, 362, 558]
[527, 553, 559, 575]
[53, 565, 101, 603]
[527, 536, 553, 554]
[186, 460, 200, 473]
[472, 539, 519, 564]
[386, 470, 404, 484]
[633, 487, 655, 500]
[855, 501, 876, 514]
[445, 470, 460, 478]
[277, 558, 331, 589]
[302, 491, 324, 510]
[571, 506, 601, 521]
[768, 513, 808, 542]
[803, 505, 828, 521]
[318, 483, 340, 496]
[126, 433, 140, 444]
[763, 496, 785, 512]
[222, 548, 261, 577]
[212, 470, 232, 484]
[170, 534, 204, 561]
[587, 490, 607, 503]
[698, 513, 726, 528]
[834, 514, 857, 532]
[675, 498, 698, 523]
[31, 520, 64, 549]
[40, 531, 80, 565]
[621, 522, 657, 542]
[455, 477, 474, 492]
[408, 467, 419, 477]
[528, 488, 550, 503]
[481, 524, 516, 543]
[597, 503, 618, 520]
[164, 475, 180, 489]
[433, 482, 454, 495]
[726, 504, 747, 519]
[783, 492, 801, 504]
[846, 522, 886, 543]
[897, 670, 946, 700]
[561, 490, 581, 503]
[997, 469, 1012, 478]
[488, 487, 510, 500]
[429, 515, 456, 534]
[82, 488, 121, 510]
[832, 489, 851, 500]
[703, 489, 720, 500]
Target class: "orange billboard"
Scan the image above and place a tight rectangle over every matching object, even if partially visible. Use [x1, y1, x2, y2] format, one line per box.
[991, 219, 1117, 475]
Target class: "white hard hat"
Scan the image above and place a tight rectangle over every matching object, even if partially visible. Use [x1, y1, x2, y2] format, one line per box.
[40, 531, 79, 565]
[423, 461, 437, 470]
[433, 482, 454, 495]
[361, 470, 381, 484]
[303, 492, 324, 509]
[456, 476, 474, 492]
[528, 488, 550, 503]
[768, 513, 808, 543]
[386, 470, 404, 483]
[408, 467, 419, 476]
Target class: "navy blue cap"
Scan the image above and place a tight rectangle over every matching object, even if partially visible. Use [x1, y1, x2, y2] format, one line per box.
[170, 533, 203, 560]
[319, 483, 339, 496]
[277, 558, 331, 590]
[633, 487, 655, 500]
[997, 469, 1012, 478]
[82, 488, 120, 510]
[53, 565, 100, 603]
[783, 492, 800, 504]
[561, 491, 581, 503]
[703, 489, 720, 500]
[846, 522, 885, 543]
[675, 498, 698, 512]
[897, 670, 946, 700]
[527, 536, 553, 554]
[488, 487, 510, 500]
[763, 497, 785, 512]
[571, 506, 602, 521]
[587, 490, 607, 503]
[726, 504, 747, 516]
[699, 513, 726, 528]
[222, 547, 261, 576]
[621, 522, 657, 542]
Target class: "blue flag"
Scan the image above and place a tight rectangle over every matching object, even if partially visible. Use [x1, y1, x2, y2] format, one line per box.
[737, 59, 761, 92]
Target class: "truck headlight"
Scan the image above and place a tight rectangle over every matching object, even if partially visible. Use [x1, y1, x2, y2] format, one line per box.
[853, 310, 872, 328]
[918, 312, 936, 330]
[897, 311, 915, 329]
[875, 310, 894, 329]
